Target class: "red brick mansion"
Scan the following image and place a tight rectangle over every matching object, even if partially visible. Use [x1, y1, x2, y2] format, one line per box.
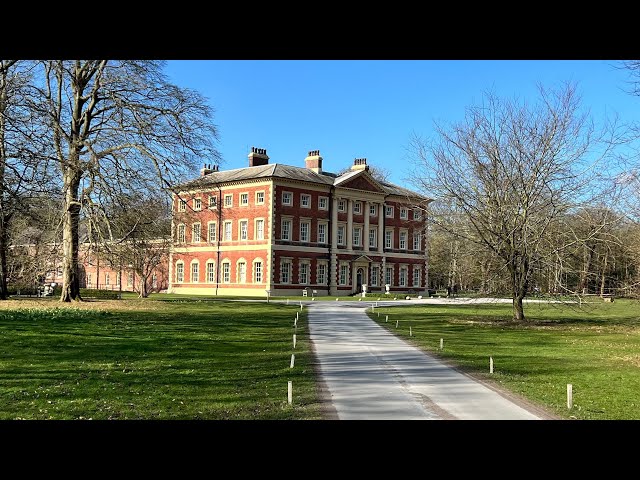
[169, 149, 432, 297]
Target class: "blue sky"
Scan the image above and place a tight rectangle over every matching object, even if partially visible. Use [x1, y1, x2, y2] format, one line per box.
[164, 60, 638, 186]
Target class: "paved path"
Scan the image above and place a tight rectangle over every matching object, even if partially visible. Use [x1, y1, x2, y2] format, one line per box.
[307, 302, 543, 420]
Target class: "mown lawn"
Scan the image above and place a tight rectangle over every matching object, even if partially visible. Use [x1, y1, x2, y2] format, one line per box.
[369, 299, 640, 420]
[0, 298, 321, 420]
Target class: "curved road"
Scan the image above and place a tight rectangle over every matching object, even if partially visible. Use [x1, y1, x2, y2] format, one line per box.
[307, 301, 545, 420]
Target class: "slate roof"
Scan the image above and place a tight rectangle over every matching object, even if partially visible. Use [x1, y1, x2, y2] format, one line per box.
[177, 163, 427, 200]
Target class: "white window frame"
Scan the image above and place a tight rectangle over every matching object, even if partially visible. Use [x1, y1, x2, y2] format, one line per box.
[299, 261, 310, 285]
[127, 272, 133, 287]
[400, 207, 408, 220]
[222, 261, 231, 283]
[224, 194, 233, 207]
[208, 221, 217, 243]
[370, 204, 377, 216]
[177, 224, 186, 243]
[354, 201, 362, 214]
[224, 221, 232, 241]
[319, 196, 328, 210]
[337, 225, 345, 246]
[369, 228, 376, 248]
[385, 205, 394, 218]
[338, 200, 346, 212]
[191, 261, 200, 283]
[255, 218, 265, 241]
[192, 223, 201, 243]
[208, 195, 217, 209]
[339, 264, 349, 285]
[281, 218, 292, 241]
[399, 266, 407, 287]
[152, 273, 157, 288]
[318, 222, 327, 244]
[86, 273, 92, 287]
[176, 262, 184, 283]
[237, 260, 247, 283]
[413, 267, 421, 287]
[239, 220, 248, 241]
[301, 194, 311, 208]
[353, 227, 361, 247]
[370, 266, 379, 287]
[115, 272, 120, 287]
[413, 209, 422, 220]
[282, 191, 293, 206]
[239, 192, 249, 206]
[300, 220, 310, 243]
[399, 230, 407, 250]
[254, 260, 263, 283]
[280, 259, 292, 284]
[206, 261, 216, 283]
[317, 262, 327, 285]
[255, 191, 265, 205]
[413, 233, 421, 251]
[385, 229, 393, 249]
[194, 198, 202, 211]
[385, 266, 393, 286]
[105, 272, 111, 286]
[178, 199, 186, 212]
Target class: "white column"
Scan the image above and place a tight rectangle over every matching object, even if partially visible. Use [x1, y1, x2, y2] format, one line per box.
[378, 202, 385, 254]
[364, 200, 370, 253]
[347, 198, 353, 251]
[330, 196, 338, 294]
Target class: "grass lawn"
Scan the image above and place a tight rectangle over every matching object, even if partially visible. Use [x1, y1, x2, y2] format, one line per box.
[369, 299, 640, 420]
[0, 297, 321, 420]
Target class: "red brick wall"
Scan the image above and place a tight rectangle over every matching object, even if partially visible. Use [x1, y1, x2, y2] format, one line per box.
[274, 184, 330, 244]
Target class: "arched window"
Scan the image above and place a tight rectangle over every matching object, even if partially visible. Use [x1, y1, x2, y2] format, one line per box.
[191, 260, 200, 283]
[176, 261, 184, 283]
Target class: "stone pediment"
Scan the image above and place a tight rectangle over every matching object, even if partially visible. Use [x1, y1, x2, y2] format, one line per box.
[335, 171, 386, 194]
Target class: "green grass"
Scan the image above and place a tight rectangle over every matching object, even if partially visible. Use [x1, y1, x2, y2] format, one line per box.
[0, 298, 321, 419]
[369, 299, 640, 419]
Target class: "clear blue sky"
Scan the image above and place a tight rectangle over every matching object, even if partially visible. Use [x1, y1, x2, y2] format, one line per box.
[164, 60, 638, 187]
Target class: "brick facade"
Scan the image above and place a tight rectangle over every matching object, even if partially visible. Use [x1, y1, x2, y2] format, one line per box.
[168, 150, 432, 297]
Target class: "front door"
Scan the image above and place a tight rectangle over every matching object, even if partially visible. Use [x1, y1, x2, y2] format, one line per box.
[356, 268, 364, 293]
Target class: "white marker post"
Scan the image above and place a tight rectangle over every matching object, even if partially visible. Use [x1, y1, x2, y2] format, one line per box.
[336, 298, 339, 301]
[395, 319, 399, 328]
[300, 302, 303, 310]
[294, 318, 297, 328]
[288, 381, 292, 404]
[296, 312, 299, 322]
[290, 354, 295, 369]
[440, 338, 443, 350]
[287, 299, 289, 305]
[385, 315, 388, 323]
[293, 334, 297, 349]
[377, 312, 380, 317]
[567, 384, 573, 409]
[490, 356, 494, 374]
[410, 326, 412, 337]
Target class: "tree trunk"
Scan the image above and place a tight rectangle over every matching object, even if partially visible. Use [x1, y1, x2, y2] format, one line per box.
[60, 171, 82, 302]
[513, 294, 525, 321]
[600, 252, 608, 297]
[0, 215, 8, 299]
[511, 253, 528, 321]
[579, 243, 595, 294]
[139, 275, 148, 298]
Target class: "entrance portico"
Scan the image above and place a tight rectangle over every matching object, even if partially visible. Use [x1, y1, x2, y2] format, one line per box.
[352, 255, 373, 294]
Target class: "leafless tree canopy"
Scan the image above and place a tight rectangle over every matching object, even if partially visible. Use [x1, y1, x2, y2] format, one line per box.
[410, 83, 617, 321]
[27, 60, 220, 301]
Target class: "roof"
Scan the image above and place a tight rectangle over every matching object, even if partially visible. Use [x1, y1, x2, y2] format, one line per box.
[177, 163, 427, 200]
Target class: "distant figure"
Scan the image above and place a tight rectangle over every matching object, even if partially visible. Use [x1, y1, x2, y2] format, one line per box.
[453, 284, 458, 297]
[446, 286, 451, 298]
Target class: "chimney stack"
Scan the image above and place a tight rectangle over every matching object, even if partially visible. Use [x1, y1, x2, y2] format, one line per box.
[200, 164, 219, 176]
[248, 147, 269, 167]
[351, 158, 369, 172]
[305, 149, 323, 174]
[200, 163, 213, 176]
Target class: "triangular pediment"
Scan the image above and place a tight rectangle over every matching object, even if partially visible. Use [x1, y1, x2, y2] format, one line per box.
[353, 255, 374, 263]
[334, 170, 386, 194]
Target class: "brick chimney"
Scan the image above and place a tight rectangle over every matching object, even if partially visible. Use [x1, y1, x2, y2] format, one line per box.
[351, 158, 370, 172]
[305, 150, 323, 174]
[248, 147, 269, 167]
[200, 163, 218, 176]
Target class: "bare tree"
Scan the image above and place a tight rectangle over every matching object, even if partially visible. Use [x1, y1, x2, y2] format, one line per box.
[30, 60, 219, 302]
[410, 84, 616, 321]
[87, 194, 171, 298]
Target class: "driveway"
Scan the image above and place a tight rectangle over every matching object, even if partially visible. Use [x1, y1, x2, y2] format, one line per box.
[306, 301, 547, 420]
